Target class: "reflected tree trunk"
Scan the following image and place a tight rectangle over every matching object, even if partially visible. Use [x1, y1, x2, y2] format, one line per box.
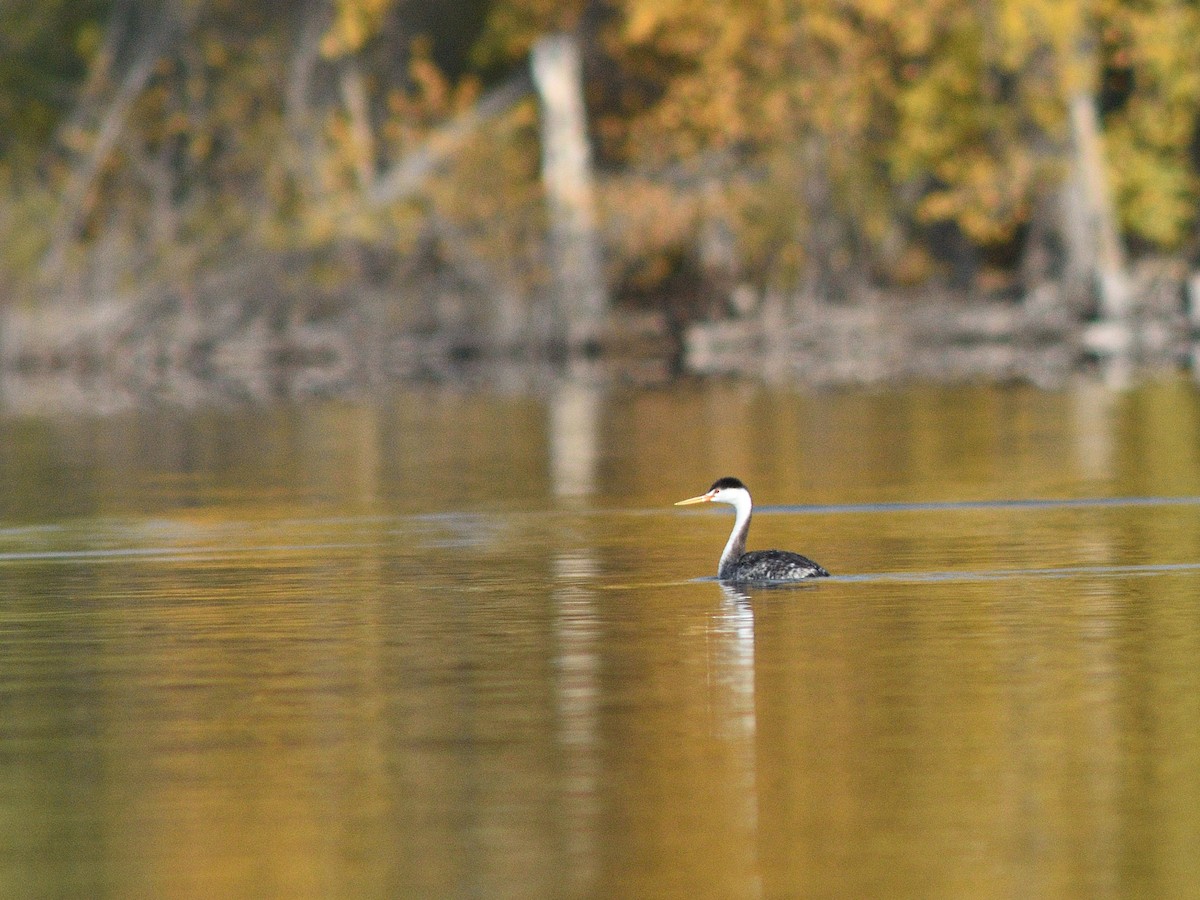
[549, 379, 601, 499]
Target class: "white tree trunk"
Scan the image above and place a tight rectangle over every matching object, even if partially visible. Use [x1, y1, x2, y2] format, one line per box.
[1068, 91, 1130, 321]
[531, 34, 608, 351]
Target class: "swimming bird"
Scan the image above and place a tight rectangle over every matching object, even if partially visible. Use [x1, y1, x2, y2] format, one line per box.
[675, 477, 829, 582]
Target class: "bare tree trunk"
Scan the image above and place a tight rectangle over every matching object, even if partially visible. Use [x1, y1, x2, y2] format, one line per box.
[40, 3, 183, 285]
[1068, 91, 1129, 320]
[1067, 87, 1136, 383]
[339, 61, 377, 190]
[531, 34, 608, 352]
[367, 73, 531, 207]
[285, 0, 331, 196]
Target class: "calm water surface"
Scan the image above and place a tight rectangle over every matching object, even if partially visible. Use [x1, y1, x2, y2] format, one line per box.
[4, 379, 1200, 897]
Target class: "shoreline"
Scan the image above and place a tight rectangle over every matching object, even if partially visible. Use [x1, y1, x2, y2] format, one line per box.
[4, 274, 1199, 412]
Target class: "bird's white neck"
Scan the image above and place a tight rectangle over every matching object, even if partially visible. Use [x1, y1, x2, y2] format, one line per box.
[718, 489, 753, 579]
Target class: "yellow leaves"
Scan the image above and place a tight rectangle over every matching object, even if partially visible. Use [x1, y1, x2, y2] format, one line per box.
[74, 22, 102, 59]
[202, 37, 228, 69]
[623, 2, 678, 42]
[890, 245, 937, 286]
[855, 0, 902, 21]
[625, 0, 732, 62]
[407, 40, 451, 114]
[321, 0, 396, 58]
[884, 0, 1200, 251]
[1107, 108, 1200, 248]
[601, 176, 700, 280]
[917, 146, 1037, 243]
[33, 0, 1200, 301]
[1108, 144, 1196, 247]
[377, 40, 479, 159]
[1095, 0, 1200, 247]
[995, 0, 1086, 78]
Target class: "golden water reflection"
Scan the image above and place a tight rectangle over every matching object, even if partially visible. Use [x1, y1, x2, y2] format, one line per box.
[3, 378, 1200, 897]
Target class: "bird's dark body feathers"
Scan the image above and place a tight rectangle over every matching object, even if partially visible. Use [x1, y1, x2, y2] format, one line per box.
[723, 549, 829, 582]
[676, 476, 829, 583]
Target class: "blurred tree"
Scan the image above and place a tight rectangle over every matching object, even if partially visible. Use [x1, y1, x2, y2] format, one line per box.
[0, 0, 108, 168]
[3, 0, 1200, 318]
[1099, 0, 1200, 249]
[481, 0, 1200, 288]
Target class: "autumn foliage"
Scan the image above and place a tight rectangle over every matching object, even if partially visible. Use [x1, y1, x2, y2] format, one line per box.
[4, 0, 1200, 314]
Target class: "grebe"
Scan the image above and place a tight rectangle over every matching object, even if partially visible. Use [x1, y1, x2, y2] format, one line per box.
[675, 477, 829, 582]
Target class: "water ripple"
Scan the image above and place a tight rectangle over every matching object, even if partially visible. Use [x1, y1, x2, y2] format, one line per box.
[833, 561, 1200, 583]
[765, 495, 1200, 515]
